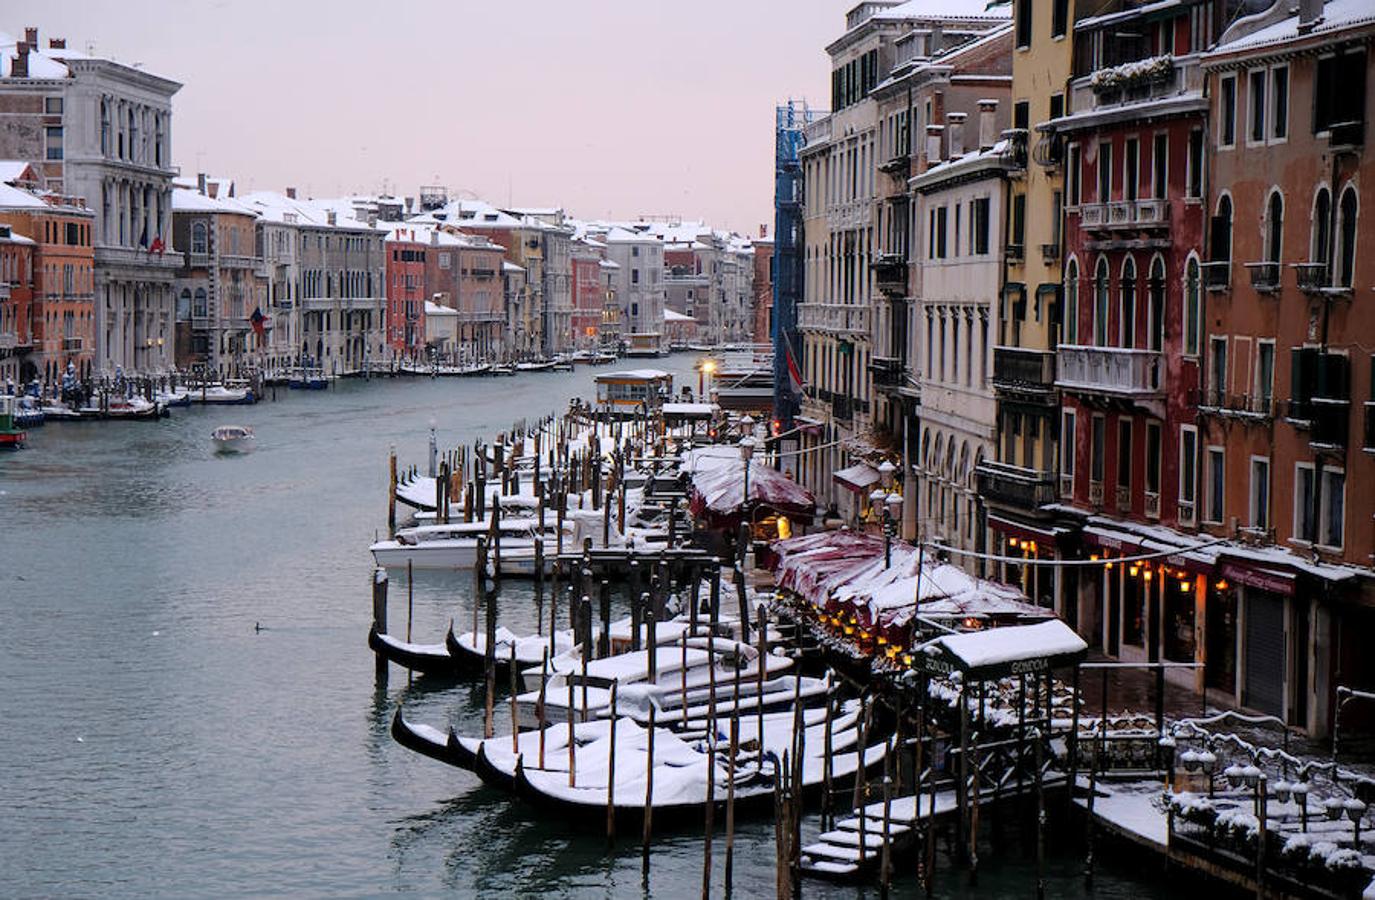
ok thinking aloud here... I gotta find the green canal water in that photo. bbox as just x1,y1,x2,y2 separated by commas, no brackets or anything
1,353,1172,897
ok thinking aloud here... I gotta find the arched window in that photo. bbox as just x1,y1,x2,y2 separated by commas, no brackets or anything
1094,256,1110,346
177,288,191,320
1337,187,1358,288
192,287,207,318
1184,256,1201,356
1064,257,1080,344
191,222,207,255
1120,256,1137,349
1265,190,1284,264
1148,256,1166,351
1312,187,1332,268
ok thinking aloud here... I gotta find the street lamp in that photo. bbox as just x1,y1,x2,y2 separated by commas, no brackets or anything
739,435,756,567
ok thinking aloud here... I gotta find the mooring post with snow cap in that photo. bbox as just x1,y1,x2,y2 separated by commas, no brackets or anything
599,578,612,659
372,568,388,684
579,594,593,722
607,680,618,843
538,649,549,769
725,670,740,896
490,496,503,578
568,676,577,787
645,602,657,684
388,446,397,534
732,566,751,646
756,605,767,752
535,539,545,636
681,638,690,727
483,555,497,741
643,703,656,870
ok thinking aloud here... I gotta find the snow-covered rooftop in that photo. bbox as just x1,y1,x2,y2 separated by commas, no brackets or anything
0,32,70,79
1209,0,1375,55
0,182,48,210
172,187,258,217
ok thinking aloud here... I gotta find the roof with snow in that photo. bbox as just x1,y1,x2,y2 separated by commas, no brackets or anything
0,32,70,79
604,226,661,245
240,191,378,231
871,0,1009,22
663,308,694,322
921,620,1087,679
172,187,258,217
1206,0,1375,56
0,182,49,210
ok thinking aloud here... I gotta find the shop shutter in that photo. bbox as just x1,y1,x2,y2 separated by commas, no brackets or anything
1244,592,1285,717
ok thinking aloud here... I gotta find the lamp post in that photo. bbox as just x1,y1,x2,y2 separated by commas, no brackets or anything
739,435,756,567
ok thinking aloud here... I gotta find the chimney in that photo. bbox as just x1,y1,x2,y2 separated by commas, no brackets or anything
367,211,377,228
12,42,29,79
430,228,438,246
925,124,945,171
326,210,336,226
48,38,65,50
405,196,414,214
947,112,968,158
1298,0,1325,32
197,172,207,194
285,187,297,200
207,182,219,199
24,27,37,47
978,99,999,151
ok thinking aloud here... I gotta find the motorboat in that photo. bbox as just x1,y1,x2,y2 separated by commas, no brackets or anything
78,395,163,420
212,425,255,454
155,388,193,408
370,518,566,571
287,368,329,390
12,395,44,428
489,365,516,377
190,384,256,405
0,395,27,448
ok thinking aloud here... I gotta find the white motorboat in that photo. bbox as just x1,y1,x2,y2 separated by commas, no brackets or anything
370,518,564,570
212,425,255,453
190,384,256,405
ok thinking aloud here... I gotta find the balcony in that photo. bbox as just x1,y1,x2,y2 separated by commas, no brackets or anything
62,337,84,351
1245,262,1281,293
878,155,910,178
832,394,853,422
1330,119,1365,148
871,253,907,296
1194,388,1274,419
1080,199,1169,235
1006,243,1025,263
1310,398,1351,450
1144,491,1161,520
1001,128,1028,171
1202,260,1231,290
804,115,832,147
186,252,211,269
1088,480,1105,508
797,302,870,336
992,346,1056,394
220,254,259,270
1055,344,1163,400
975,460,1057,511
1071,53,1203,115
0,333,16,350
1031,131,1063,169
1115,485,1131,512
1040,242,1061,262
869,355,905,390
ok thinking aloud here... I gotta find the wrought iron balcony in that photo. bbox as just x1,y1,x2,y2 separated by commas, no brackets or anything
992,346,1056,393
1055,344,1163,399
62,337,84,351
871,253,907,296
1193,388,1274,419
975,460,1057,511
869,355,906,390
1202,260,1230,290
1310,397,1350,450
832,394,853,422
1001,129,1028,171
1031,132,1063,168
1292,262,1329,294
1245,262,1281,293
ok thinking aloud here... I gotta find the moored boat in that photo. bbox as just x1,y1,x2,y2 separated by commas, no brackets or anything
0,395,28,448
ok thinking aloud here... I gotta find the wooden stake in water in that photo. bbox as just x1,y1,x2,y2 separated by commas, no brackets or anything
407,558,415,688
510,643,520,754
388,446,397,533
607,681,618,842
372,568,389,685
568,677,577,787
537,649,549,770
643,703,656,868
724,664,740,895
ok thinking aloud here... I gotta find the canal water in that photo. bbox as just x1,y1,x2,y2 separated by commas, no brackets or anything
1,354,1168,897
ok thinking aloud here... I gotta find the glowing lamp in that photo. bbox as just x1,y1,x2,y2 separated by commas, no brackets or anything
1215,579,1229,591
1129,565,1140,577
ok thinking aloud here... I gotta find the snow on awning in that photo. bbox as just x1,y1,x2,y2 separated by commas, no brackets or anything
662,402,715,419
833,463,880,493
688,459,815,522
919,620,1088,681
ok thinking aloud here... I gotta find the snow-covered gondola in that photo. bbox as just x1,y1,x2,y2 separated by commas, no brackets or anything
390,706,470,768
368,626,459,677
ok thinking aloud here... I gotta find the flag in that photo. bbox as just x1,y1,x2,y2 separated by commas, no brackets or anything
149,234,165,256
250,307,267,340
785,341,805,396
138,222,148,250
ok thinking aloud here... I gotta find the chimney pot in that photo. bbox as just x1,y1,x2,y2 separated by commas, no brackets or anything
11,43,29,79
285,187,296,200
207,182,219,199
978,99,999,151
24,27,37,47
925,124,945,171
947,112,968,159
326,210,336,226
1298,0,1325,31
197,172,207,194
48,38,65,50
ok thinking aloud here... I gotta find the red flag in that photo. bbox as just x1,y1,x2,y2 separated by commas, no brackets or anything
148,234,165,256
250,307,268,340
786,342,805,396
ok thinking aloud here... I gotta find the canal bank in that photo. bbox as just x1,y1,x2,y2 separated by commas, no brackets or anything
1,355,1170,897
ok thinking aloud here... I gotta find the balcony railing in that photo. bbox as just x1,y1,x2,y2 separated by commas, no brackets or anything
797,302,870,335
1055,344,1163,398
975,460,1057,510
1088,480,1105,508
0,333,16,350
1006,243,1025,262
1292,262,1329,294
62,337,84,351
871,253,907,296
878,155,911,178
1001,129,1028,170
1144,491,1161,519
1194,388,1274,418
1202,260,1230,290
832,394,853,422
1031,132,1063,168
1245,261,1281,293
1079,200,1169,233
1330,119,1365,148
1310,397,1351,449
992,346,1056,392
869,355,906,389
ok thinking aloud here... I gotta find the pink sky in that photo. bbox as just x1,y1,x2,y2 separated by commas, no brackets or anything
13,1,841,232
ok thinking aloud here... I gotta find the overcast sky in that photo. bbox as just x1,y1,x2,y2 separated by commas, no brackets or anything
13,0,841,232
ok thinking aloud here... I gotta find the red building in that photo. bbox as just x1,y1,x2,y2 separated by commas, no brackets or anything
0,223,34,387
752,234,774,345
1049,1,1221,671
570,240,602,349
384,226,427,358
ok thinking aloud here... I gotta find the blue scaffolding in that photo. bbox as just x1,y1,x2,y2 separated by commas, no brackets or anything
771,101,820,428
